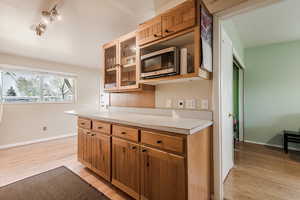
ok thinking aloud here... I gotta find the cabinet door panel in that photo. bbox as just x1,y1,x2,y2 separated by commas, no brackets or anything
83,130,92,165
112,138,140,199
78,128,85,162
162,0,196,37
141,147,186,200
137,16,162,46
91,133,111,181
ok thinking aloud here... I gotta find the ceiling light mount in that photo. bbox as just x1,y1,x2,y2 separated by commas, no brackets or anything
32,4,62,36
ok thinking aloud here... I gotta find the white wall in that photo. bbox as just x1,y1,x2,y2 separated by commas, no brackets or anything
0,53,100,147
155,80,212,110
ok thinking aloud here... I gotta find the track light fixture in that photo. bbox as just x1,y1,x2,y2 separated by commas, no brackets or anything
32,4,62,36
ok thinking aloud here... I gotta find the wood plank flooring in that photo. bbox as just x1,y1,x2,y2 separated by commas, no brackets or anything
0,137,133,200
224,142,300,200
1,137,299,200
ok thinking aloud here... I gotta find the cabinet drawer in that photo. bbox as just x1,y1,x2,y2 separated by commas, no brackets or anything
92,120,111,135
141,131,184,153
78,118,91,129
112,125,139,142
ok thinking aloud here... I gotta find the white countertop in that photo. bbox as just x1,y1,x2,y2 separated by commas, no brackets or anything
65,110,213,135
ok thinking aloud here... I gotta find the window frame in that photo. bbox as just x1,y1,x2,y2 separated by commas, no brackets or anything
0,65,78,105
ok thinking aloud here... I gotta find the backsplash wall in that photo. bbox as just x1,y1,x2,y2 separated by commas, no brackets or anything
155,80,212,110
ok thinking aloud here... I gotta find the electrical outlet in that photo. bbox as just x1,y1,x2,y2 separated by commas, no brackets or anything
201,99,209,110
166,99,172,108
185,99,196,109
177,100,184,109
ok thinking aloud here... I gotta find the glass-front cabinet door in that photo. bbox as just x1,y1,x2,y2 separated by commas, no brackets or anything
104,41,119,90
119,32,139,89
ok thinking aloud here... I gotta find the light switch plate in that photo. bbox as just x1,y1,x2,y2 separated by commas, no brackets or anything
186,99,196,109
177,100,185,109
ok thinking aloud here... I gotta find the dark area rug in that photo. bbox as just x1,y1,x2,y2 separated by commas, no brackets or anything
0,166,111,200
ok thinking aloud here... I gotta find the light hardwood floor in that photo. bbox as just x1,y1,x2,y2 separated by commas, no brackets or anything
224,142,300,200
0,137,133,200
1,137,300,200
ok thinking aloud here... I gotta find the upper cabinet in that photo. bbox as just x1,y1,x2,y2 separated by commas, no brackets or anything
104,31,144,92
202,0,248,14
104,41,119,91
119,32,139,89
137,16,162,46
162,0,196,37
137,0,196,46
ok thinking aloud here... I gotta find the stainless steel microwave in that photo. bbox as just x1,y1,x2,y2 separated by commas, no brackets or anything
140,47,179,79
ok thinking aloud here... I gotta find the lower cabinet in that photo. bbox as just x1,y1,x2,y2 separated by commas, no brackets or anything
78,118,212,200
78,128,111,181
91,132,111,181
140,146,186,200
78,128,92,166
112,137,140,200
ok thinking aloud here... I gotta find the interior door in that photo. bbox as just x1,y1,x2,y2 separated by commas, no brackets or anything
140,146,186,200
91,132,111,181
112,138,140,200
221,29,234,181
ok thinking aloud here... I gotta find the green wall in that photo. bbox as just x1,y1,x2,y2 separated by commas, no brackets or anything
245,40,300,149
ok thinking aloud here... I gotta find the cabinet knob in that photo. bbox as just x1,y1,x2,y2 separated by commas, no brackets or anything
142,149,147,152
121,132,126,135
165,29,170,33
131,146,137,150
86,132,91,135
91,134,96,136
156,140,162,144
97,126,103,129
81,123,85,125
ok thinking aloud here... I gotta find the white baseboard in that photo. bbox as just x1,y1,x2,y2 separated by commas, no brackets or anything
244,140,300,152
0,133,77,150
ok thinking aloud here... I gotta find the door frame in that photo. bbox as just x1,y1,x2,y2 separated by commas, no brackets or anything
212,0,282,199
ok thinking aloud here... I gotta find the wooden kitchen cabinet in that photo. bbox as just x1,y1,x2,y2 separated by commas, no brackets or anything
162,0,196,37
140,146,186,200
104,40,119,91
78,117,212,200
78,119,112,181
78,128,92,167
137,16,163,46
103,31,145,92
91,132,111,181
112,137,140,199
119,31,139,90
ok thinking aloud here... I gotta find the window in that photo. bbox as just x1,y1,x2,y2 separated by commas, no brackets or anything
0,69,76,103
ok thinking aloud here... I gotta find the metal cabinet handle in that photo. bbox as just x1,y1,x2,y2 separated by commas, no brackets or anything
121,132,126,135
142,149,147,152
97,126,103,129
157,140,162,144
131,146,137,150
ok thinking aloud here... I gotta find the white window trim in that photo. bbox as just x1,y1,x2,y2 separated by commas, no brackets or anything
0,64,78,105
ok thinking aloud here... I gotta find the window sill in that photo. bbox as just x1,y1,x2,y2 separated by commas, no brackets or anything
2,101,76,105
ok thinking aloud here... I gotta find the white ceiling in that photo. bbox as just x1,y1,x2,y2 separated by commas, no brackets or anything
231,0,300,48
0,0,177,69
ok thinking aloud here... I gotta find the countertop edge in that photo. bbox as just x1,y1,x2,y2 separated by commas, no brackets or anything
66,111,213,135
